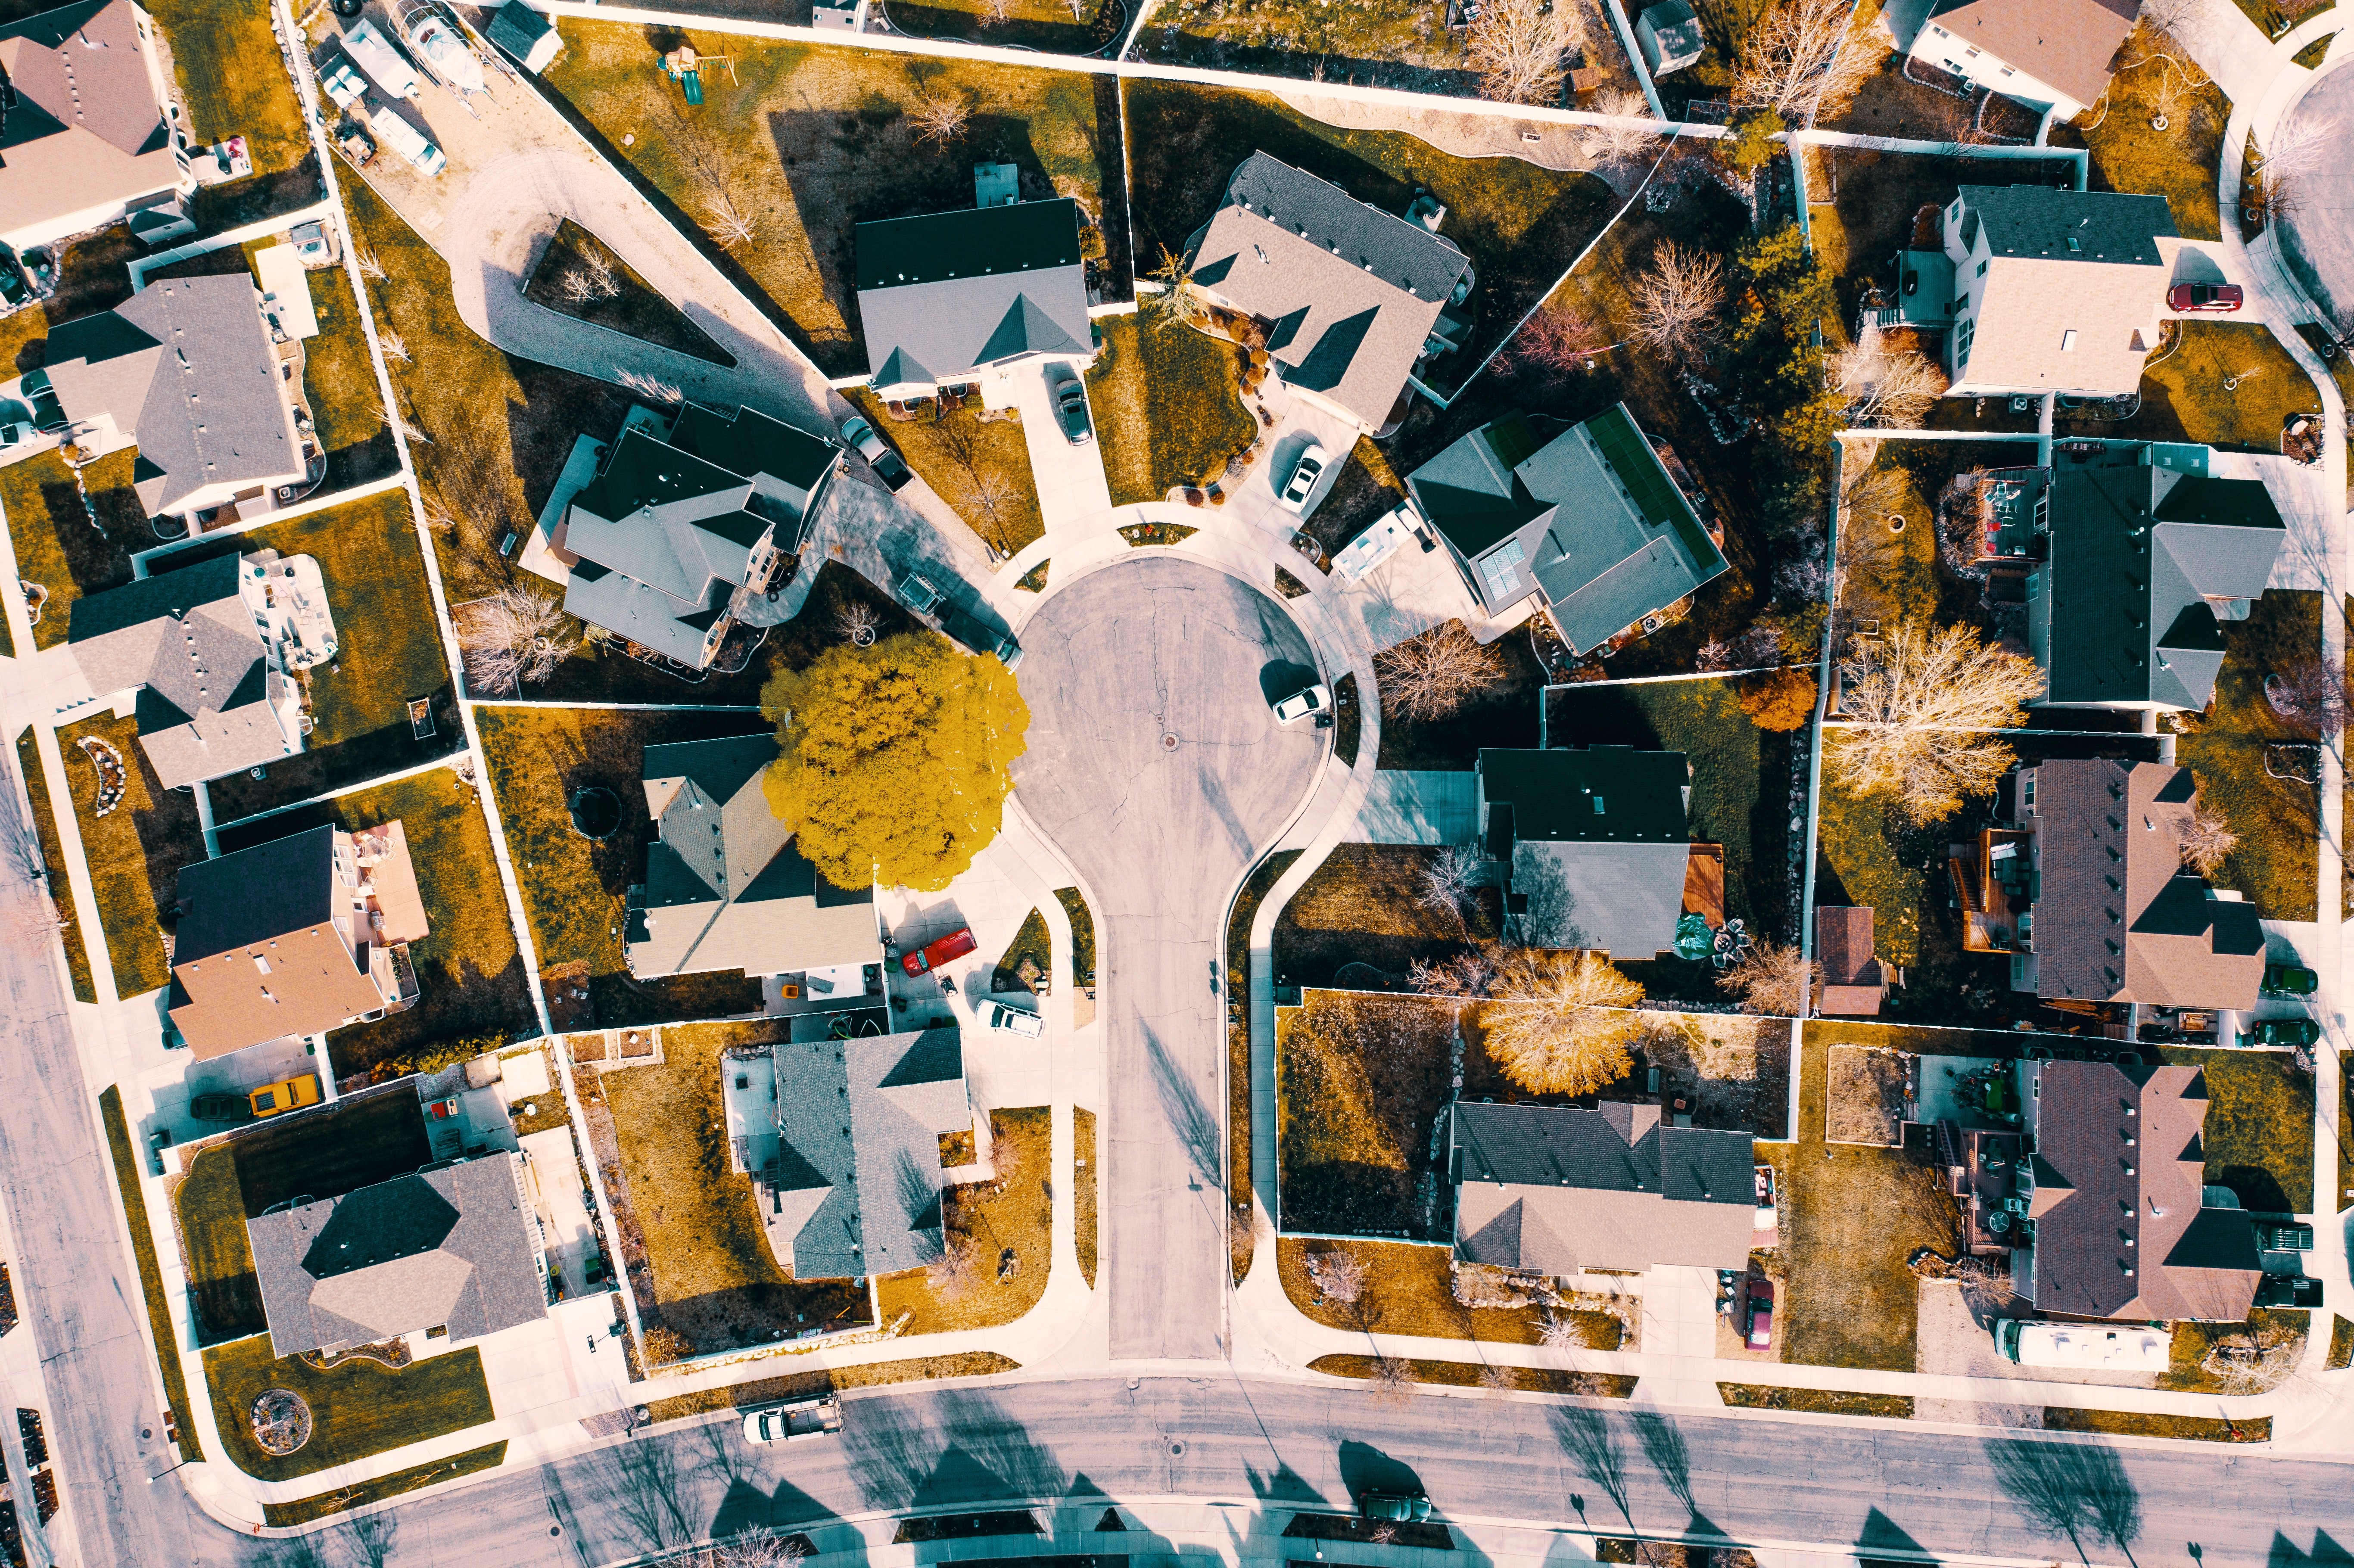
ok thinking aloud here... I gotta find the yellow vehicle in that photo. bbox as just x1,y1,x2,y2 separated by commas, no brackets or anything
248,1075,321,1119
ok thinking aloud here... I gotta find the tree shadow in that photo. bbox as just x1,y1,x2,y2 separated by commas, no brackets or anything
1630,1412,1722,1540
1144,1021,1223,1188
1983,1436,2142,1568
1549,1405,1636,1538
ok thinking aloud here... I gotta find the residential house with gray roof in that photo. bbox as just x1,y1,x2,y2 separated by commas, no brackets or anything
1407,404,1728,653
2023,445,2283,714
1450,1101,1758,1276
246,1154,547,1356
1905,0,2139,120
626,734,881,982
726,1029,980,1282
561,403,842,669
44,271,308,522
854,198,1095,403
0,0,195,254
1477,747,1711,960
1186,152,1473,432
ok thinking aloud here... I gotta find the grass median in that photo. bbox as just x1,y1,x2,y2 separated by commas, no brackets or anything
98,1086,204,1460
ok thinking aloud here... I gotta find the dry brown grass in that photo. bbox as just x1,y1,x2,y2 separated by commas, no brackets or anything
877,1107,1053,1334
1825,1045,1909,1146
1277,1237,1628,1347
1075,1107,1098,1290
1312,1353,1636,1398
1277,990,1458,1235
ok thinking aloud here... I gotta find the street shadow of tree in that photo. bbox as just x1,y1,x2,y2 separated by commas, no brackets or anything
1632,1411,1724,1541
1146,1021,1224,1188
839,1389,1074,1517
1550,1405,1637,1540
1984,1437,2142,1568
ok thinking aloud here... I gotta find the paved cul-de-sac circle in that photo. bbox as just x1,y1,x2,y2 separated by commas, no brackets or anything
1009,555,1326,1359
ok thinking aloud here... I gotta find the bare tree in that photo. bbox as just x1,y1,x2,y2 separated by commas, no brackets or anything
1716,941,1819,1016
977,0,1013,21
837,599,882,647
355,249,388,282
457,586,578,694
1501,304,1604,376
925,1229,982,1298
2137,0,2198,44
1479,949,1644,1096
1416,844,1483,931
2265,659,2343,736
1466,0,1580,106
1375,621,1508,721
1826,619,2044,824
1581,88,1663,162
712,1527,811,1568
1409,943,1502,999
1832,329,1949,428
1477,1363,1517,1395
1733,0,1882,124
1367,1353,1417,1404
703,195,757,248
617,368,686,407
1628,240,1725,363
1305,1247,1367,1305
2180,797,2238,876
909,92,972,148
377,329,410,364
1147,244,1214,335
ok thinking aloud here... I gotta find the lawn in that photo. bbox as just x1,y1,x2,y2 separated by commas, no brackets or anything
212,767,536,1083
2049,27,2232,243
2154,1046,2313,1212
1123,79,1615,399
475,706,773,1026
878,1106,1053,1333
1311,1353,1636,1398
16,729,96,1002
1229,846,1302,1283
2059,321,2322,452
1133,0,1479,93
1076,1106,1098,1289
989,908,1052,994
1088,314,1258,506
298,258,392,481
1771,1022,1966,1372
1279,1237,1575,1346
97,1087,203,1460
3,449,131,651
1272,843,1498,990
261,1440,506,1527
202,1333,495,1482
542,26,1121,375
146,0,308,179
2163,1308,2308,1393
171,1142,267,1342
228,1086,433,1213
1374,622,1548,768
59,710,196,999
524,219,734,366
1277,990,1459,1237
2044,1408,2266,1442
598,1019,872,1352
845,390,1043,556
2174,588,2320,921
1834,439,2029,632
1056,886,1096,986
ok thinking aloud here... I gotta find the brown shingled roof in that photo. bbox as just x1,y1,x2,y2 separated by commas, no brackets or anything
1921,0,2139,109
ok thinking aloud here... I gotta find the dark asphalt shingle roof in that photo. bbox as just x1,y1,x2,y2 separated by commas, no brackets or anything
1479,747,1688,841
1481,747,1694,956
854,199,1092,389
173,824,337,961
1955,185,2176,266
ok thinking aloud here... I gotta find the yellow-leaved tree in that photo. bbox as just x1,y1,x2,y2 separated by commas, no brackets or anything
760,632,1030,892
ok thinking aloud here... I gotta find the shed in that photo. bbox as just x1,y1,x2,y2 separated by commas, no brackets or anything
1636,0,1705,75
488,1,563,73
252,244,318,340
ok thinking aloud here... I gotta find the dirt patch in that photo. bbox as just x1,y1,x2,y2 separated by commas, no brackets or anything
1636,1012,1791,1139
1826,1045,1911,1146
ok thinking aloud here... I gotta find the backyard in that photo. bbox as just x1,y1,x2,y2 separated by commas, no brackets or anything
1276,989,1460,1237
877,1106,1054,1333
476,706,773,1025
1271,843,1496,990
202,1333,495,1483
16,729,96,1003
2058,322,2320,452
1087,314,1259,507
883,0,1113,54
1834,438,2033,633
149,0,309,179
1133,0,1476,92
3,448,130,652
1804,151,2074,331
2173,588,2320,922
597,1020,872,1352
542,28,1124,375
59,709,196,999
212,766,537,1083
844,389,1044,556
2049,28,2232,243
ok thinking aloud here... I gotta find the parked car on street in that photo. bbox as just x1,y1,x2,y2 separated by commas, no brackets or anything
2253,1017,2321,1048
1359,1490,1431,1522
901,927,978,977
248,1075,320,1119
983,1001,1045,1038
742,1395,842,1445
1276,443,1328,514
1048,365,1093,445
188,1093,255,1124
2166,282,2244,313
1744,1279,1774,1348
840,414,913,491
2263,963,2319,996
1271,683,1330,724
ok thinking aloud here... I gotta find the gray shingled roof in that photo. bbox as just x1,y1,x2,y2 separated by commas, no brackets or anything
854,199,1091,390
1956,185,2176,266
246,1155,547,1356
173,823,336,961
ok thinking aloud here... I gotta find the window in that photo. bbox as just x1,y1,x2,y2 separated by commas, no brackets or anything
1592,796,1607,815
252,955,272,975
1955,318,1975,363
1479,538,1526,600
1964,45,1980,57
2021,772,2036,809
2026,572,2040,600
2061,329,2078,351
1975,258,1987,277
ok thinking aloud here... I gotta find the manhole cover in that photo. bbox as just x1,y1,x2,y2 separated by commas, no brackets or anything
1168,1439,1186,1456
250,1388,312,1456
1162,733,1180,751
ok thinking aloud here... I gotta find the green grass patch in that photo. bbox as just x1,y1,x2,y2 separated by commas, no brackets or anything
1717,1384,1913,1417
211,767,534,1083
202,1333,494,1482
98,1086,203,1459
301,259,388,467
261,1439,507,1527
2043,1407,2267,1442
1088,314,1258,505
146,0,308,177
16,729,95,1002
1311,1352,1635,1397
3,448,129,651
59,709,193,999
1055,886,1096,986
2175,588,2320,921
2052,31,2230,242
2153,1046,2314,1211
845,389,1043,556
173,1143,265,1342
476,706,770,1025
989,907,1052,993
2062,320,2321,452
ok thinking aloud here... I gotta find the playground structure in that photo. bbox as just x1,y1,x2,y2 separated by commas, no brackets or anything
660,43,737,104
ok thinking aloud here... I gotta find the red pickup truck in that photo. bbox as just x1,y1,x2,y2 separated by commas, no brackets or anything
900,926,978,977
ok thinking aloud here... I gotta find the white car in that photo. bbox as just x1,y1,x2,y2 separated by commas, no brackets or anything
1272,683,1330,724
983,1001,1045,1038
1276,443,1329,514
742,1396,842,1444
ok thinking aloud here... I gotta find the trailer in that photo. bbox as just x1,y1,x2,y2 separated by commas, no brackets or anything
1995,1320,2169,1371
367,106,446,176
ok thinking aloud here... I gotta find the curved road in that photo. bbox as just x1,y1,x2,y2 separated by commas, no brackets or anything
1008,557,1327,1360
2279,61,2354,330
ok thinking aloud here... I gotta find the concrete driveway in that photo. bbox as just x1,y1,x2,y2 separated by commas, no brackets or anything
1009,557,1326,1359
1002,363,1113,531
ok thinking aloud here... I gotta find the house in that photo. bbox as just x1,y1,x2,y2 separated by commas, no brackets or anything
168,821,429,1058
1477,747,1716,959
68,549,336,789
2022,446,2283,714
0,0,194,255
1951,759,2263,1011
2015,1060,2261,1322
1635,0,1705,74
1905,0,2140,121
625,734,882,983
1934,186,2178,398
1185,152,1473,432
854,198,1095,404
560,403,842,670
1815,905,1886,1016
246,1155,547,1356
1450,1101,1758,1276
725,1030,980,1282
1406,404,1728,653
485,0,561,72
44,272,309,523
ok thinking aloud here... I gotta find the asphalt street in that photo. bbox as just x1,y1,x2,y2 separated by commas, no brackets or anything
2279,65,2354,328
1008,558,1326,1360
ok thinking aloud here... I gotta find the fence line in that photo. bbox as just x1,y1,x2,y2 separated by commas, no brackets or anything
131,473,411,572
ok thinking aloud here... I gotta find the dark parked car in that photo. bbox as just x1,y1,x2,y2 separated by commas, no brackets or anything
1047,365,1093,445
2262,963,2319,996
1360,1490,1431,1522
839,414,913,491
2255,1276,2323,1307
2253,1017,2322,1048
188,1093,254,1124
2167,281,2244,313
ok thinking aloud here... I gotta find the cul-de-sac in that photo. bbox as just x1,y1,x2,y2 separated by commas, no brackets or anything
0,0,2345,1560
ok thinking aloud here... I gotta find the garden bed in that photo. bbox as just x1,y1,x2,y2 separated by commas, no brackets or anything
524,219,735,365
1088,314,1258,506
876,1106,1053,1334
202,1333,495,1482
58,710,195,999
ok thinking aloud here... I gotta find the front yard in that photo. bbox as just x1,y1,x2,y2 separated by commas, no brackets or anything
1279,1237,1589,1345
1374,623,1548,768
877,1106,1054,1333
2048,27,2232,243
1087,314,1259,507
59,710,197,999
202,1333,495,1483
2155,1046,2314,1213
212,766,536,1083
2059,322,2320,452
475,706,773,1026
2174,588,2320,921
1276,989,1460,1236
3,449,130,652
844,390,1044,556
1272,844,1497,990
